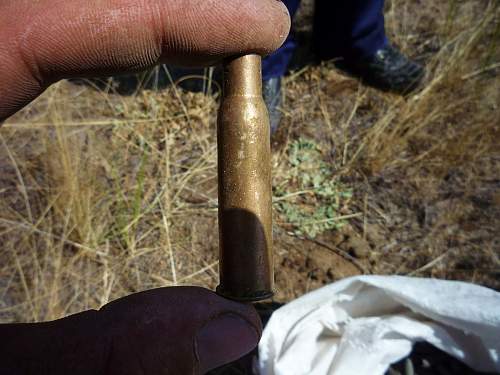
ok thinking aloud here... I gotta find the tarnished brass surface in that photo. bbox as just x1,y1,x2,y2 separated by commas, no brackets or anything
216,54,274,302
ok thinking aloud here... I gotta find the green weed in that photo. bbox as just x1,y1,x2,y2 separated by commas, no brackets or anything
274,138,353,238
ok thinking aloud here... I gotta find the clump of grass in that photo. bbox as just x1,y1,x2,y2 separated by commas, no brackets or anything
0,78,222,321
351,1,499,176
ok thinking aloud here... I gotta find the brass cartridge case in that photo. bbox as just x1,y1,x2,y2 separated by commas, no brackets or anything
216,54,274,302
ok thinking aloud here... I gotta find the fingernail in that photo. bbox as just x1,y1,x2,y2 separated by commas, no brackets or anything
196,313,260,372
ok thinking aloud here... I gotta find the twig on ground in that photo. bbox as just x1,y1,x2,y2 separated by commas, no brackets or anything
407,250,452,276
283,230,370,274
461,62,500,80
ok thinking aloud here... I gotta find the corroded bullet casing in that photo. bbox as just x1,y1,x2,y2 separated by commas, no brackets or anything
216,54,274,302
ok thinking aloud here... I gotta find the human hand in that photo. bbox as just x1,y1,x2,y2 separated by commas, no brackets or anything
0,0,290,121
0,287,261,374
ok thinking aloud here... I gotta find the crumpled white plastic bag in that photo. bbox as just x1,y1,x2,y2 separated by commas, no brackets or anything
259,276,500,375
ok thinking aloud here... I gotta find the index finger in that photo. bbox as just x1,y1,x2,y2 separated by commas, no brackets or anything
0,0,291,120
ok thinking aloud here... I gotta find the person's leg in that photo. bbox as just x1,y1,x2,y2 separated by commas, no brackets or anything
262,0,301,133
262,0,302,80
313,0,387,61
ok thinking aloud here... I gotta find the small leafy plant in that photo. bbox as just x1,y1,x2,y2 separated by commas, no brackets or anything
274,138,353,238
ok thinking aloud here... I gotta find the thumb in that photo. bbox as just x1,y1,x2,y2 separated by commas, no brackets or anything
98,287,262,374
0,287,262,374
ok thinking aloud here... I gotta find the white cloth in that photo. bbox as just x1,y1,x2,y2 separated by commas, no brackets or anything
259,276,500,375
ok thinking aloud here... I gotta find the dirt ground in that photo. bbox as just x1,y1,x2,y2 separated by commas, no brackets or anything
0,0,499,323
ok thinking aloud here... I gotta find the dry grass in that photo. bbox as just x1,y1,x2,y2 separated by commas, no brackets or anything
0,0,499,323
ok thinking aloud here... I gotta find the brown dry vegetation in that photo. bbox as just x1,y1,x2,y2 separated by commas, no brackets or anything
0,0,499,323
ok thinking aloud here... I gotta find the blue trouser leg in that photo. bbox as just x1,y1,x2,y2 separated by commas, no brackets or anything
262,0,301,80
314,0,388,61
262,0,388,79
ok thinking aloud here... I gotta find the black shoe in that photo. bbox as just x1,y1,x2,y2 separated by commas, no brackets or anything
262,77,283,134
336,45,425,94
